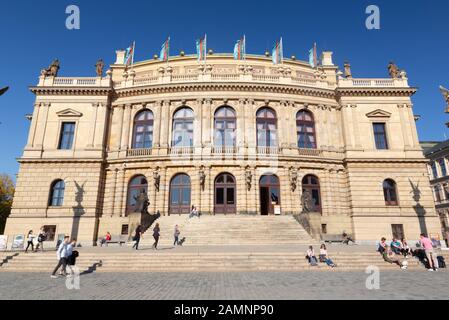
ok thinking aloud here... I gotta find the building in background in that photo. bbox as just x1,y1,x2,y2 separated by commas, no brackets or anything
4,48,443,246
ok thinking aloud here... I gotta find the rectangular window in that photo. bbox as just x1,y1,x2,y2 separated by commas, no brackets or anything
373,123,388,150
431,162,439,179
121,225,129,236
58,122,76,150
439,159,447,177
43,225,57,242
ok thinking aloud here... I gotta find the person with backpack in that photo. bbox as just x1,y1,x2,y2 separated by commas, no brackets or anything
51,236,70,278
66,239,78,274
35,227,47,252
132,225,142,251
306,246,318,266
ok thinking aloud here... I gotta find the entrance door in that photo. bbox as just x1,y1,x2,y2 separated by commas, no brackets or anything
214,173,236,214
169,174,191,215
391,224,405,240
259,175,281,215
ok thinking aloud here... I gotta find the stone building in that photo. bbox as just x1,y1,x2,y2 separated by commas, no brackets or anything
424,141,449,246
4,49,443,246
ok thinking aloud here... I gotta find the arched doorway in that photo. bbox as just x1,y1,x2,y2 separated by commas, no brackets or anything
169,174,191,215
259,175,281,215
126,175,148,216
214,173,236,214
302,175,322,213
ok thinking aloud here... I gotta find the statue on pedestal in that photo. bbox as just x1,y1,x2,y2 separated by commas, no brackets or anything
41,59,60,77
290,167,298,192
245,167,252,191
439,86,449,113
199,167,206,191
153,170,161,192
133,189,149,214
301,190,316,213
344,61,352,79
388,62,400,79
95,59,105,77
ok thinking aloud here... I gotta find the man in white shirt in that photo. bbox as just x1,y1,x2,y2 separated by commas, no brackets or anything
51,236,70,278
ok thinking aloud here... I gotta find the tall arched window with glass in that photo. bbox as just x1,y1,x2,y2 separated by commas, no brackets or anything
132,110,154,149
296,110,317,149
172,108,194,147
49,180,65,207
214,107,236,147
256,108,278,147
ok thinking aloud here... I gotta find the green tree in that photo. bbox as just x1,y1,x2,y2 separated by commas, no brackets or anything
0,174,15,234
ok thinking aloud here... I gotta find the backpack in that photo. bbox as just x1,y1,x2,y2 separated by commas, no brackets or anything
38,233,47,242
437,256,446,268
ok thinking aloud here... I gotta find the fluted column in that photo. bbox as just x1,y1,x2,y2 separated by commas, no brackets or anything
25,103,40,149
120,104,132,153
95,103,108,150
153,101,162,149
34,102,51,151
87,103,99,148
160,100,171,150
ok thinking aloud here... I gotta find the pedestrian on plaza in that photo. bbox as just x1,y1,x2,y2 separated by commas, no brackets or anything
306,246,318,266
420,233,439,271
319,244,337,268
25,230,35,253
153,223,161,250
132,225,142,251
174,225,181,246
51,236,70,278
66,239,78,274
35,227,47,252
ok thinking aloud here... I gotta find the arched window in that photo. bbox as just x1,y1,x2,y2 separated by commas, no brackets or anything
49,180,65,207
383,179,398,206
302,175,321,212
214,173,236,214
259,175,281,215
132,110,154,149
172,108,194,147
214,107,236,147
126,175,148,215
256,108,278,147
169,174,191,215
296,110,317,149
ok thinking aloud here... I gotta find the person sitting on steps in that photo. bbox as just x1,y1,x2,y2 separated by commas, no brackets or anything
306,246,318,266
319,244,337,268
342,231,355,245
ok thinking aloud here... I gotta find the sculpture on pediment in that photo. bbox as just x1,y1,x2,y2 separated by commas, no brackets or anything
387,62,400,79
344,61,352,79
41,59,60,77
95,59,105,77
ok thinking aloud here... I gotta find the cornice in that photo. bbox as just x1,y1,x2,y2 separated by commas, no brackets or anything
336,87,417,98
114,82,336,100
30,86,113,96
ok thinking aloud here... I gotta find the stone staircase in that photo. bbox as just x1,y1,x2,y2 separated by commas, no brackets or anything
2,250,448,273
138,215,316,246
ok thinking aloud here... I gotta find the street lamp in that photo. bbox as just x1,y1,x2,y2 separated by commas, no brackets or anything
0,87,8,96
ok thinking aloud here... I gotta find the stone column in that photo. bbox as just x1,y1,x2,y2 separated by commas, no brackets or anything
94,103,108,149
236,99,246,150
112,168,122,217
87,103,99,148
111,105,124,153
153,101,162,149
160,100,171,150
341,105,354,149
194,99,203,155
350,105,362,149
405,104,420,148
246,100,256,156
397,104,411,149
34,102,51,151
25,103,41,149
120,104,132,152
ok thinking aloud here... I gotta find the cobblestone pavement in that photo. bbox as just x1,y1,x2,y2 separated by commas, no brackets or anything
0,271,447,300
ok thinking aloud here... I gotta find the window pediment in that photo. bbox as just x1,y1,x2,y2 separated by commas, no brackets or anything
366,109,392,119
56,109,83,118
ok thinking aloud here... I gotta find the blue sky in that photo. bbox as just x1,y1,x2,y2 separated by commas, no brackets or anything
0,0,448,178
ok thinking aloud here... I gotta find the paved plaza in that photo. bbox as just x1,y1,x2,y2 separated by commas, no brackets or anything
0,271,447,300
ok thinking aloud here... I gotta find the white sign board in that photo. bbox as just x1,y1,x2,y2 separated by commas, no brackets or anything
274,205,282,215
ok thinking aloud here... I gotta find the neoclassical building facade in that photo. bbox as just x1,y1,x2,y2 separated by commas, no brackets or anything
4,50,443,245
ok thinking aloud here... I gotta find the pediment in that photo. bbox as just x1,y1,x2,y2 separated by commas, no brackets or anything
56,109,83,118
366,109,392,118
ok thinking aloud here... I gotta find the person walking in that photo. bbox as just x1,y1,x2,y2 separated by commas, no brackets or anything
174,225,181,246
132,225,142,251
25,230,35,253
66,239,78,275
35,227,47,252
51,236,70,278
420,234,439,271
153,223,161,250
